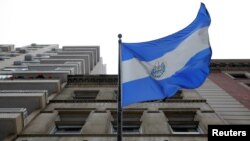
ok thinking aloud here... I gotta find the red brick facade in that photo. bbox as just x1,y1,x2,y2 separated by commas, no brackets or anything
209,72,250,109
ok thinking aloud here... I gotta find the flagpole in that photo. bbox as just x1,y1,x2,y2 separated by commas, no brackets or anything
117,34,123,141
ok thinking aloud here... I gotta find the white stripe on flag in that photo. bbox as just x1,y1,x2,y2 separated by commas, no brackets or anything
122,27,210,83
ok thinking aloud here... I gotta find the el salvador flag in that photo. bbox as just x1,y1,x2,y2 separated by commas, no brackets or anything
121,3,212,107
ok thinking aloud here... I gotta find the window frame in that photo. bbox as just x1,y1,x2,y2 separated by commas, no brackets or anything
112,120,142,134
239,82,250,90
72,90,99,100
50,110,91,135
163,110,203,134
111,110,143,134
51,121,84,135
225,72,249,79
168,121,202,134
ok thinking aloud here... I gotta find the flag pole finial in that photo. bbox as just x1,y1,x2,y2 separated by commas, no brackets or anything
118,34,122,43
118,34,122,39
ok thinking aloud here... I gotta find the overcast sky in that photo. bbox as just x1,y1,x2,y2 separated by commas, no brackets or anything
1,0,249,74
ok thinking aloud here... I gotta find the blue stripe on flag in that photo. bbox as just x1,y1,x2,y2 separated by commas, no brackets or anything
159,48,211,88
122,3,211,62
122,77,179,107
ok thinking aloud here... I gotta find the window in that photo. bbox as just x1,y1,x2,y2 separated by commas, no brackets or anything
53,122,83,134
168,121,200,134
72,90,99,100
0,75,13,80
112,121,141,134
111,111,143,134
164,110,201,134
228,73,249,79
58,110,90,122
51,110,90,134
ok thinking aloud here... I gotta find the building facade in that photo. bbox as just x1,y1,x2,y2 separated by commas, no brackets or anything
0,44,106,140
0,44,250,141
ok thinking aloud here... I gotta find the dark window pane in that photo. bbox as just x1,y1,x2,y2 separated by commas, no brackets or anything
54,125,82,134
111,111,142,134
168,121,199,134
73,90,99,100
230,73,248,79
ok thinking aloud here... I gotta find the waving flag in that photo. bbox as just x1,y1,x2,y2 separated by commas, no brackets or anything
121,3,212,107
